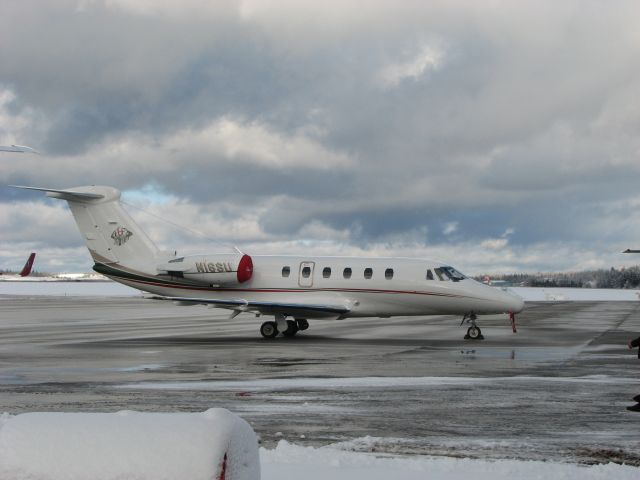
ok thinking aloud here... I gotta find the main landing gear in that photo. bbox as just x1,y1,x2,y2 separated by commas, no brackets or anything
461,312,484,340
260,315,309,338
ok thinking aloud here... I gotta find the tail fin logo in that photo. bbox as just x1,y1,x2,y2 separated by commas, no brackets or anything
111,226,133,246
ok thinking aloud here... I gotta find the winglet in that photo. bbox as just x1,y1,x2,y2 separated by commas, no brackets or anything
9,185,104,200
19,253,36,277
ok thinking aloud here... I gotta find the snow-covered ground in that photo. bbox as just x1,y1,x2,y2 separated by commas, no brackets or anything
1,410,636,479
261,440,639,480
508,286,640,301
0,280,140,296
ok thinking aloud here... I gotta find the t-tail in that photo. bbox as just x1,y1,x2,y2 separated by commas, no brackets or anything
19,253,36,277
10,186,161,275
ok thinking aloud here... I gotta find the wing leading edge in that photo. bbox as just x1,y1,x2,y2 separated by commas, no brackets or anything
162,296,351,319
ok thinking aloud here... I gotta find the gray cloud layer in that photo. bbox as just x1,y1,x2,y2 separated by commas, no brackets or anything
2,0,640,273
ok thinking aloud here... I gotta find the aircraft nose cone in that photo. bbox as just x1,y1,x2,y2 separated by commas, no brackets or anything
506,292,525,313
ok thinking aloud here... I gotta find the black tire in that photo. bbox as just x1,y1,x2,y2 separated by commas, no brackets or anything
260,321,278,338
282,320,299,337
296,319,309,331
467,326,482,340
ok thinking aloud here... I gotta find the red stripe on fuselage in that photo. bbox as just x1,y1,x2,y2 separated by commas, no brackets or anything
108,273,475,299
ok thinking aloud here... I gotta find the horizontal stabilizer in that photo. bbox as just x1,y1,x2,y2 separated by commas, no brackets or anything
9,185,104,200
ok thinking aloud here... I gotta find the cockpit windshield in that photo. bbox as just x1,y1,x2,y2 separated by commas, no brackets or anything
440,266,466,282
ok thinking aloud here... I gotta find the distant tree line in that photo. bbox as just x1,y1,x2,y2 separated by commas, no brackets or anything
475,266,640,289
0,269,48,277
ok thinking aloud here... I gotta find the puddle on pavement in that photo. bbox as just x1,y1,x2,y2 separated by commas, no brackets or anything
453,347,581,361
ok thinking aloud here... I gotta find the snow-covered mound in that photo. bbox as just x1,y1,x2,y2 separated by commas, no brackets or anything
0,409,259,480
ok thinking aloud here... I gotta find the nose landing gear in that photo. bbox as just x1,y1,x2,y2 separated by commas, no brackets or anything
461,312,484,340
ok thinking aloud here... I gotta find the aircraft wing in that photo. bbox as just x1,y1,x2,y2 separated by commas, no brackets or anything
163,296,350,319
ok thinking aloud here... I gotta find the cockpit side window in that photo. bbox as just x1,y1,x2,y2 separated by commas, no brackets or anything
433,268,446,281
440,266,466,282
426,270,434,280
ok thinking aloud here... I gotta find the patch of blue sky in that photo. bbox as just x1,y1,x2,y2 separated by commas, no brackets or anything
122,184,173,205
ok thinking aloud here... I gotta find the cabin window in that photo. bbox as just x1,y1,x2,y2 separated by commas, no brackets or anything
343,267,352,279
364,268,373,279
168,257,184,263
323,267,331,278
426,270,434,280
168,271,184,278
301,266,311,278
282,266,290,277
434,267,447,281
385,268,394,280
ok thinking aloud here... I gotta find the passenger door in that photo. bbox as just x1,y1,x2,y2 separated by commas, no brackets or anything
298,261,315,288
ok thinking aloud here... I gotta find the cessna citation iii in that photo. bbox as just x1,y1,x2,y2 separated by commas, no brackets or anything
13,185,524,340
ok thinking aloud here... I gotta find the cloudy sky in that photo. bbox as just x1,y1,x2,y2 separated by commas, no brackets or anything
2,0,640,274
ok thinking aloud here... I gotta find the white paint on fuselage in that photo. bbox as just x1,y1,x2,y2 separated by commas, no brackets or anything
113,255,524,319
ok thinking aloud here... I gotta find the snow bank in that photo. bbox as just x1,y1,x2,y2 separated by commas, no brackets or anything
261,440,640,480
0,281,139,296
508,287,640,302
0,409,259,480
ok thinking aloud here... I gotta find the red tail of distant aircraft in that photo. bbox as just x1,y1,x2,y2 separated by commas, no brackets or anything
19,253,36,277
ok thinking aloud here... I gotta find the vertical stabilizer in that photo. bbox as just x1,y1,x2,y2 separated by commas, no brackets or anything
11,186,160,273
19,253,36,277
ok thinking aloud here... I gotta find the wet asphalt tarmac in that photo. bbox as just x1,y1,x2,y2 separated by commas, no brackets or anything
1,295,640,465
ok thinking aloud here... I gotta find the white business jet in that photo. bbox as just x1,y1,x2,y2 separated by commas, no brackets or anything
12,185,524,339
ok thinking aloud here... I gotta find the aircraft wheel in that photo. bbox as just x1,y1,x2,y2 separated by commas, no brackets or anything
282,320,299,337
295,319,309,331
466,326,484,340
260,321,278,339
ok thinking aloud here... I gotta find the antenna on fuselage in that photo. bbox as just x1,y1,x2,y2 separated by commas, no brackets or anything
120,199,241,254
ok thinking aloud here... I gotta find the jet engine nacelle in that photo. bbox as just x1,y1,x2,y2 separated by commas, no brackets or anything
156,253,253,285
